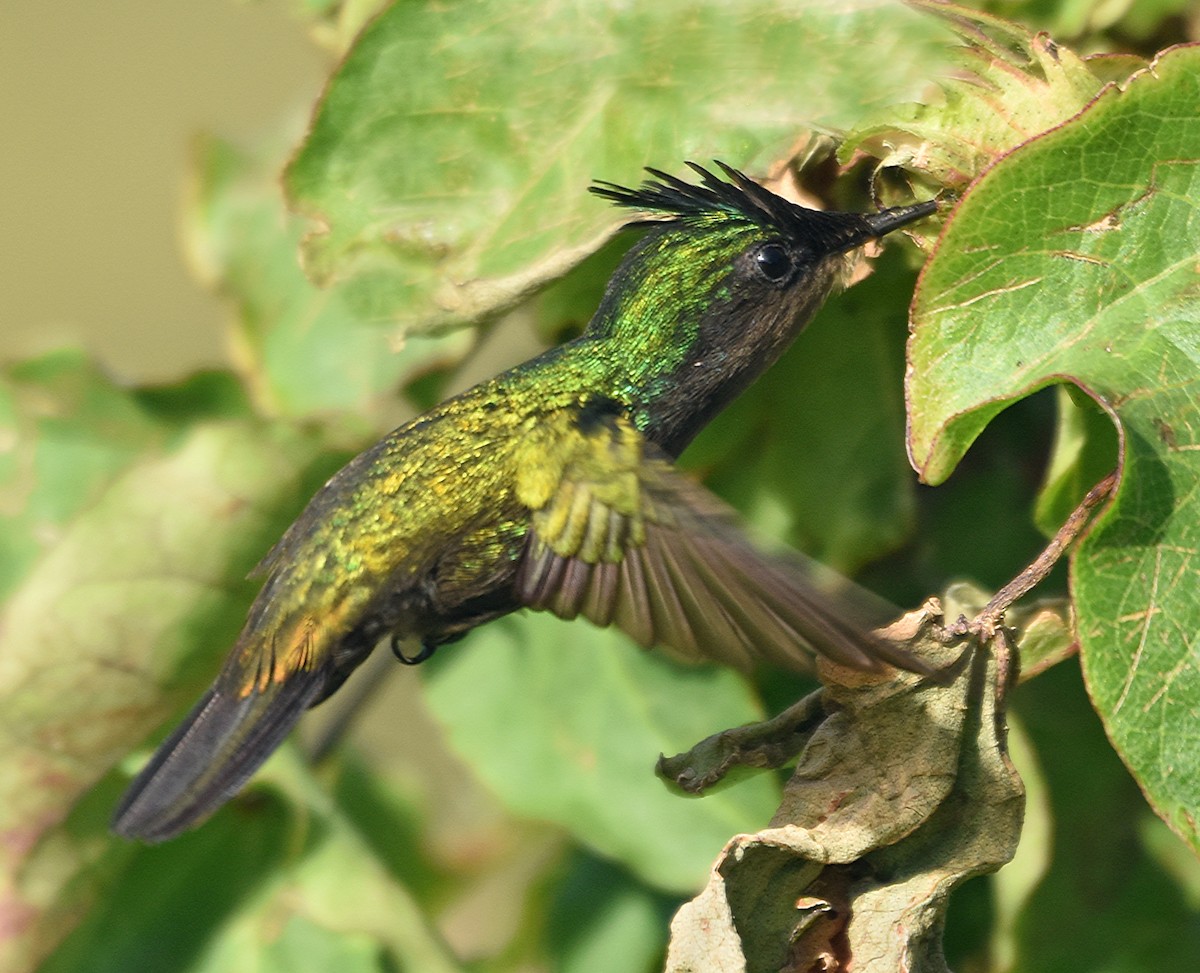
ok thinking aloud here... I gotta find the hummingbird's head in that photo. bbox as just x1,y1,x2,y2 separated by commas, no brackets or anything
586,162,935,454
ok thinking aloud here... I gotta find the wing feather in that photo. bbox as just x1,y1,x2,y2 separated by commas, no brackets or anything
617,546,656,648
514,409,933,675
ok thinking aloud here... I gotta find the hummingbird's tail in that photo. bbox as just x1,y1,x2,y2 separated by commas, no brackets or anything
111,668,327,842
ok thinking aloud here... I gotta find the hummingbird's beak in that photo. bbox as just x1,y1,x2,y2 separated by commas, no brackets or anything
860,199,940,241
815,198,939,259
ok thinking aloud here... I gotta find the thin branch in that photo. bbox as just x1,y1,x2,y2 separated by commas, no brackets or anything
944,469,1118,643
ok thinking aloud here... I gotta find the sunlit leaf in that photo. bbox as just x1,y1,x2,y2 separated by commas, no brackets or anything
0,351,169,598
842,0,1143,207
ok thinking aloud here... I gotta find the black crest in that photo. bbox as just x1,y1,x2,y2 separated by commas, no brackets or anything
591,161,870,246
591,161,938,251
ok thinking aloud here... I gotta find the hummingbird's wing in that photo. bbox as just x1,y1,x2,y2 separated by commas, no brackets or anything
514,409,928,675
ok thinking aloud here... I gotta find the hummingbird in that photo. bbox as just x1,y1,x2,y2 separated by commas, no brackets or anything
113,162,937,842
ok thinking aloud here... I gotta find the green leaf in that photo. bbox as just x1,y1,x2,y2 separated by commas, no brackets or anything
40,788,296,973
186,132,474,421
422,612,781,894
1008,662,1200,971
0,419,334,973
908,47,1200,849
1032,385,1120,536
546,851,675,973
284,0,953,336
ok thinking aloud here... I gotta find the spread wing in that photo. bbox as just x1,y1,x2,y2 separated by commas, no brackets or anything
514,407,930,675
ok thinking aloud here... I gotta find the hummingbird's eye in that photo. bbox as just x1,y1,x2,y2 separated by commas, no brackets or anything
754,243,792,283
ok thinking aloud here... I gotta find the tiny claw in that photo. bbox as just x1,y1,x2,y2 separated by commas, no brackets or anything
391,635,437,666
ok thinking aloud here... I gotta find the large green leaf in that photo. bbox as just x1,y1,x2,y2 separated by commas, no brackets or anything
284,0,953,336
422,612,781,894
908,46,1200,849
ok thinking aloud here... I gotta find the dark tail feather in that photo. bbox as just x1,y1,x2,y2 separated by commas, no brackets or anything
112,670,326,842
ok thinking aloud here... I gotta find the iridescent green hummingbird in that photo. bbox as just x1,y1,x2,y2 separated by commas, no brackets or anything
113,162,936,841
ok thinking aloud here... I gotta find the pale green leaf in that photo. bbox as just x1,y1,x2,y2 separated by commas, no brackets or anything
842,1,1143,207
0,351,169,598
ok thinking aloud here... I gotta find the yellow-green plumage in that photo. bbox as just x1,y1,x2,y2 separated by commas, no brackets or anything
113,162,936,841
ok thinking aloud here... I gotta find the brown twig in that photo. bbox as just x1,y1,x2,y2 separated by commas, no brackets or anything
943,469,1118,643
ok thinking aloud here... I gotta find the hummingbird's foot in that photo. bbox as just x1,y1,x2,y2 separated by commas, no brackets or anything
391,635,438,666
